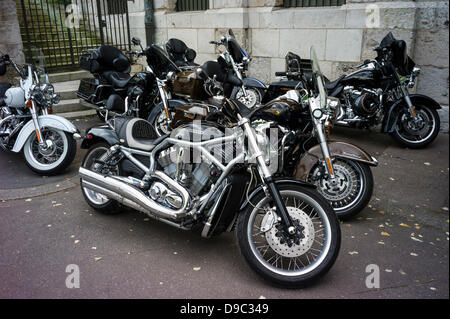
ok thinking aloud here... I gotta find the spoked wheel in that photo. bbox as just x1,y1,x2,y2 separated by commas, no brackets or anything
391,105,440,149
80,142,122,214
148,106,174,137
237,184,340,288
236,87,262,109
23,128,76,175
309,158,373,220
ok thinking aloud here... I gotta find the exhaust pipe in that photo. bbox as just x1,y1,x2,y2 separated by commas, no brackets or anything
79,167,188,221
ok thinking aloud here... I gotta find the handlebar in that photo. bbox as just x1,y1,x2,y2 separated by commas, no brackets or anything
275,71,301,77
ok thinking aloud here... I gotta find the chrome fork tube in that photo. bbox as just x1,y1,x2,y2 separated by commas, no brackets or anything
30,101,45,146
315,120,336,179
240,116,294,231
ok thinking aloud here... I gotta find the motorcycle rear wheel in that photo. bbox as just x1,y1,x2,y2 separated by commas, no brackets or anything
80,142,123,214
236,184,341,288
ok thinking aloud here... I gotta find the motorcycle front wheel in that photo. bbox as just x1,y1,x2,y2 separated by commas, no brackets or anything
236,184,341,288
308,158,374,220
391,105,440,149
23,128,76,175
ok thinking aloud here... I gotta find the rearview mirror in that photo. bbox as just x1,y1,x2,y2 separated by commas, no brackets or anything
132,37,141,46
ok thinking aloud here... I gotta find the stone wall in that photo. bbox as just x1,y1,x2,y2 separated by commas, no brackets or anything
151,0,449,130
0,0,24,84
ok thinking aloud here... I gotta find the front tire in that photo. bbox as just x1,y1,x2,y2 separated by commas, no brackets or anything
22,128,76,175
309,159,374,220
390,105,440,149
236,184,341,288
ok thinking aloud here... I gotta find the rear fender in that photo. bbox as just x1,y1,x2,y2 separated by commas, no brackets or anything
80,125,119,149
294,141,378,181
231,77,267,99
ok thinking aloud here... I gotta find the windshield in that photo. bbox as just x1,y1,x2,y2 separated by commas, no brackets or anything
310,46,326,109
28,47,48,83
226,29,247,64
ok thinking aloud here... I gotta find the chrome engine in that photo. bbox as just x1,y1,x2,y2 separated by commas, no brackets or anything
343,87,382,118
0,107,25,150
157,145,220,203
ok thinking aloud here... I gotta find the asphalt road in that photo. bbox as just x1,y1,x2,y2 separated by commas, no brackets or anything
0,117,448,299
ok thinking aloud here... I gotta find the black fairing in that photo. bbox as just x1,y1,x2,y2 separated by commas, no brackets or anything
378,32,415,76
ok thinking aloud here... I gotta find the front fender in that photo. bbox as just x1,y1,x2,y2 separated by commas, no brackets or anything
231,77,267,99
239,178,315,211
294,141,378,181
12,115,78,152
147,99,188,123
382,94,441,133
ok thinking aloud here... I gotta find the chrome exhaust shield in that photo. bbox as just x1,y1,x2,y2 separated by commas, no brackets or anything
79,167,189,221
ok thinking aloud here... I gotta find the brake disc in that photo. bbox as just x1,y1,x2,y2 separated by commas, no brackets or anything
262,207,315,258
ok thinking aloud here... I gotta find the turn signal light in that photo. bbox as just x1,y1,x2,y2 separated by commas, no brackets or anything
25,100,32,108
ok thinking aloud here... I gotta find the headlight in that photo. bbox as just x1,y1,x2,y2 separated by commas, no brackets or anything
41,83,55,100
312,108,323,119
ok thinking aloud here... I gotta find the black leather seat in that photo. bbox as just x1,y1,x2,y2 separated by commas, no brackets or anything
324,75,345,91
103,71,133,89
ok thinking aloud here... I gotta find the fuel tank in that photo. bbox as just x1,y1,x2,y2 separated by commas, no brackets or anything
340,68,381,88
250,98,302,127
262,80,301,104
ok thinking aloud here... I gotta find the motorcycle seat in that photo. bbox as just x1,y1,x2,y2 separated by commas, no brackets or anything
166,38,198,67
114,117,166,151
103,71,133,89
324,75,345,91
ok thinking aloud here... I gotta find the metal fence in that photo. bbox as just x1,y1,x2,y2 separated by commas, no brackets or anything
16,0,131,71
176,0,209,12
283,0,346,7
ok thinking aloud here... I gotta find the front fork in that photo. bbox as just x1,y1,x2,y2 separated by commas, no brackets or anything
400,86,418,119
240,117,295,233
29,100,46,147
157,81,172,127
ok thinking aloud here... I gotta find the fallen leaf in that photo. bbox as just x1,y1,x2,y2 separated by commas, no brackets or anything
385,269,392,273
442,207,449,211
193,267,201,271
25,198,32,202
258,295,266,299
381,232,390,236
91,247,97,250
94,257,102,262
52,203,62,207
430,287,437,291
379,210,385,215
424,162,431,166
399,270,406,275
389,177,395,181
74,240,80,244
348,251,358,255
400,223,410,228
411,237,423,242
410,252,418,256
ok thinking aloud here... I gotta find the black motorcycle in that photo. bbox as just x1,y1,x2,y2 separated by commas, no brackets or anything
271,33,441,149
77,37,166,122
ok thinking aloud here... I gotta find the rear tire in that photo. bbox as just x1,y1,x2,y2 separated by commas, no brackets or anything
236,184,341,288
80,142,123,214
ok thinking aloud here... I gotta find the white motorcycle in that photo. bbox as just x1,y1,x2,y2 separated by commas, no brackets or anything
0,50,80,175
